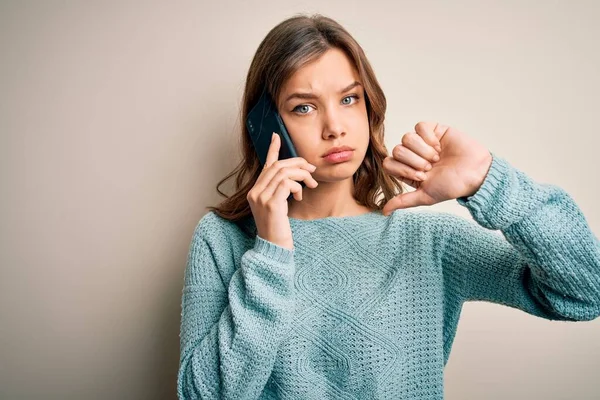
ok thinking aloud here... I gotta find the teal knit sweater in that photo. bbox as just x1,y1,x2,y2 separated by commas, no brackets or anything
177,153,600,399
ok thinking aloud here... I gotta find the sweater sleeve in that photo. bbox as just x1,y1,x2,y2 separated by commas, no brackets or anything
442,152,600,321
177,215,296,399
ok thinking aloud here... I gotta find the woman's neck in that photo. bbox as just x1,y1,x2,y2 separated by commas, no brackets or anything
286,178,374,220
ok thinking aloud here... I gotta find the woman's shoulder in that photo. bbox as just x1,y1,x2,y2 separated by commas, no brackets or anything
192,210,256,245
386,208,481,235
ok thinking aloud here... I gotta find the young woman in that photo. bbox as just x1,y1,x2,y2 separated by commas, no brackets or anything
177,14,600,399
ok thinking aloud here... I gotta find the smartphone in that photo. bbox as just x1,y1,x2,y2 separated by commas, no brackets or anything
246,89,306,199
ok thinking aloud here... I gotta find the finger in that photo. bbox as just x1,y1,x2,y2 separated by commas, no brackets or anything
391,144,433,173
400,132,440,164
414,122,442,152
256,158,317,192
263,135,316,172
433,123,450,151
397,176,421,189
261,168,317,199
383,156,428,182
264,132,281,168
382,190,432,215
274,179,303,202
268,157,316,172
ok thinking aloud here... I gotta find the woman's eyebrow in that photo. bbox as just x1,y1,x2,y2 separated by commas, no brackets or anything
283,81,362,103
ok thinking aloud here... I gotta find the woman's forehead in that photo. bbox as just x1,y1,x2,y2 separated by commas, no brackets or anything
281,48,360,96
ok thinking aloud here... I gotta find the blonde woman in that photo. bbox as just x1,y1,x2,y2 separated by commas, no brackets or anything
177,13,600,399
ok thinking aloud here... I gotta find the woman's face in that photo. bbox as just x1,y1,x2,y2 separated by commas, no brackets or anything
277,47,370,183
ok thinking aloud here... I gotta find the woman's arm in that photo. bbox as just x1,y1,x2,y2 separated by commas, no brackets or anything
442,154,600,321
177,214,296,399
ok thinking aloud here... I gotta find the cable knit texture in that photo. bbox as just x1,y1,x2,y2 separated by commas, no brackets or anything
177,153,600,399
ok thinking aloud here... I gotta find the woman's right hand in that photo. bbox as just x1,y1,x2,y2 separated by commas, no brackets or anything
247,132,319,250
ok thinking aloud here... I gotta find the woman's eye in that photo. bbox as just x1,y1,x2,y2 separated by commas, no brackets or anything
342,94,359,105
292,104,315,114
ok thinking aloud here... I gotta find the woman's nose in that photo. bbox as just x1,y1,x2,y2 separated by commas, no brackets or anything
322,107,346,138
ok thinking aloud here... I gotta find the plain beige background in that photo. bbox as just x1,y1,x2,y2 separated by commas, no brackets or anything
1,1,598,399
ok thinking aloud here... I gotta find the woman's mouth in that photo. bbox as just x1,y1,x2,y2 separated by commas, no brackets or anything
323,150,354,163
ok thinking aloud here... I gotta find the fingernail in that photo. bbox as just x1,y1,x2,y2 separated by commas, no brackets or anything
309,164,316,171
416,172,427,180
272,133,276,142
432,154,440,162
435,144,442,152
425,164,432,171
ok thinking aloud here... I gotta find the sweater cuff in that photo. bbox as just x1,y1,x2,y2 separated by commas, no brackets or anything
254,235,295,263
456,152,517,230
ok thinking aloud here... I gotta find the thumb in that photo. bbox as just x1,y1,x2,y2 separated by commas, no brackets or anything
383,190,430,215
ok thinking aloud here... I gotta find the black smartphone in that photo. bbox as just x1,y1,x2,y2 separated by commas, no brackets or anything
246,89,306,199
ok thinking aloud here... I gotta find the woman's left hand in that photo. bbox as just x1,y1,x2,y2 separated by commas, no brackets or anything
382,121,493,216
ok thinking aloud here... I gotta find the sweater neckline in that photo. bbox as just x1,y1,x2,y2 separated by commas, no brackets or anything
288,210,383,223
